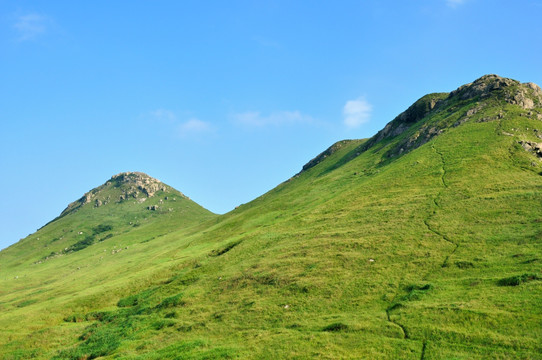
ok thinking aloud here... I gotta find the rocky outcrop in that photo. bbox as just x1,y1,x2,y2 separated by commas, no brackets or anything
58,172,182,218
519,140,542,159
111,172,168,198
449,74,542,109
366,75,542,159
301,75,542,169
364,92,449,148
346,92,450,160
393,125,444,156
300,140,356,173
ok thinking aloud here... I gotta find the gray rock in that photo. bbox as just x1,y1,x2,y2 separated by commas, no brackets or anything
519,140,542,158
526,82,542,93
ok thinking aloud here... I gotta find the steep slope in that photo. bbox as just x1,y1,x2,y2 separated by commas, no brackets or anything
1,75,541,359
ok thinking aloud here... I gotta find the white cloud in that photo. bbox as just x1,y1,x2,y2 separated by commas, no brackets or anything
149,109,177,122
343,97,372,128
147,109,214,138
14,13,50,41
178,118,213,136
446,0,466,8
232,110,314,127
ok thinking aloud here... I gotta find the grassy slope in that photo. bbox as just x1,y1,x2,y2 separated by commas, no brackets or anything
0,183,217,359
1,80,541,359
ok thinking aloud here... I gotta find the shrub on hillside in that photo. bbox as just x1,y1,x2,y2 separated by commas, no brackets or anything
497,273,540,286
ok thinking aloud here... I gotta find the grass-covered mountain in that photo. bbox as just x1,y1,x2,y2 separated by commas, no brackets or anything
1,74,541,359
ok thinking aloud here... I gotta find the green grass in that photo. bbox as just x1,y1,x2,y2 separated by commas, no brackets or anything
1,76,541,359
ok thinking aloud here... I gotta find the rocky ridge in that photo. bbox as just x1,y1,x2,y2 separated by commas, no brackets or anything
299,140,356,173
450,74,542,109
362,74,541,158
298,75,542,174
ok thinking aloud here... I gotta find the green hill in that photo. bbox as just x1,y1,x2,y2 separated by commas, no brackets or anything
1,75,541,359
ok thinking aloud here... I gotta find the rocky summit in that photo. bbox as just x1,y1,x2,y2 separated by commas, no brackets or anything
59,172,184,218
450,74,542,108
302,75,542,174
110,172,172,198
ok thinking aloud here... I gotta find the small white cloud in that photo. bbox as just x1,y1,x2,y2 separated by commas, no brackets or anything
147,109,214,138
232,110,314,127
343,97,372,129
14,13,50,41
446,0,466,8
179,118,213,136
149,109,177,122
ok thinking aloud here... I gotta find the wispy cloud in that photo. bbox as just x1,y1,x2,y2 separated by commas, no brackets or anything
14,13,51,41
178,118,214,136
446,0,466,8
149,109,177,122
148,109,214,138
232,110,314,127
343,97,372,129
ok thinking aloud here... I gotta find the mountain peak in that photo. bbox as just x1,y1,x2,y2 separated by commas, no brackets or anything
304,74,542,171
373,74,542,157
112,171,155,179
59,171,182,218
450,74,542,107
110,171,164,194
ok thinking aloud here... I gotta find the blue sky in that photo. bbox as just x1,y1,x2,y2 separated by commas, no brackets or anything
1,0,541,250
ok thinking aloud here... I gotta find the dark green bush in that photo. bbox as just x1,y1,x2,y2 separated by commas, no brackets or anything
157,293,185,308
99,233,114,242
93,224,113,234
68,236,95,252
209,240,242,257
117,294,139,307
64,314,84,322
164,311,177,318
497,273,541,286
322,322,348,332
405,283,432,292
455,261,474,269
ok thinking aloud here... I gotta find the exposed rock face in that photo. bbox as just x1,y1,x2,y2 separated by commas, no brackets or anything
361,75,542,159
450,74,517,100
395,125,444,156
58,172,182,218
368,93,449,146
351,92,449,158
300,140,356,173
449,74,542,109
112,172,168,198
519,140,542,158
